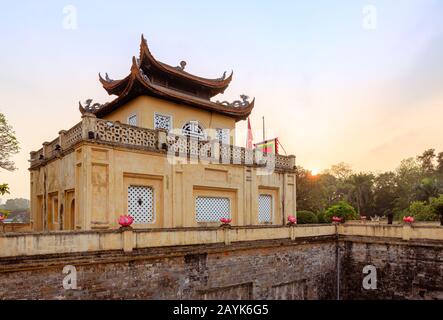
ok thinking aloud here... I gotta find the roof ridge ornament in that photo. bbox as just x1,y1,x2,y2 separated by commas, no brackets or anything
176,61,187,71
218,71,227,81
105,73,113,82
216,94,251,108
79,99,105,114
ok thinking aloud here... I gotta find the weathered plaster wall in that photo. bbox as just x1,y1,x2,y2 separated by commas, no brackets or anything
0,238,336,300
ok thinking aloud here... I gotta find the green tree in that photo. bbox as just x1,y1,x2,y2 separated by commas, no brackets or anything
0,184,10,196
0,112,20,171
415,177,439,203
325,162,353,181
325,201,358,222
406,201,438,221
430,195,443,225
417,149,436,176
394,158,423,211
437,152,443,175
295,167,328,213
0,198,30,211
373,172,397,217
0,113,19,198
347,173,374,216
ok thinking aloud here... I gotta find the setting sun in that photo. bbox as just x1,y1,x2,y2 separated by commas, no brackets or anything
311,168,320,176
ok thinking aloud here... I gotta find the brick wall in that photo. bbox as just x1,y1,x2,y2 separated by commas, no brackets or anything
0,237,336,300
339,237,443,300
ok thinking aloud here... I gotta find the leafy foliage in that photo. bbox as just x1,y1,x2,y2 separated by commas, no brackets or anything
0,183,10,196
0,113,20,171
296,210,318,224
406,201,438,221
325,201,358,222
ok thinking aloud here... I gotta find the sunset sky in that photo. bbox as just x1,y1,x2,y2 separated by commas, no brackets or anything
1,0,442,200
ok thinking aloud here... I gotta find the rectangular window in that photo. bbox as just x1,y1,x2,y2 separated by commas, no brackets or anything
128,114,137,126
216,128,230,144
258,194,273,223
154,113,172,132
52,196,59,224
128,186,154,224
195,196,230,222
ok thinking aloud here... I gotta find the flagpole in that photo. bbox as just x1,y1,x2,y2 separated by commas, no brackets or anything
262,116,265,141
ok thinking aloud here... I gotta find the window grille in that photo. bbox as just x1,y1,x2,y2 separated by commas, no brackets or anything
154,113,172,132
128,186,154,223
183,121,206,140
258,194,273,223
216,128,230,144
128,114,137,126
195,196,230,222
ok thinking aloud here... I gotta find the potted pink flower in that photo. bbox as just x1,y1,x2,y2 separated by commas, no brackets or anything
403,216,414,224
118,215,134,229
287,215,297,225
220,218,232,227
332,216,343,224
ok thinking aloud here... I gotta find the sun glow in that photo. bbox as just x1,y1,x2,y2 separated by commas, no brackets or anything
311,168,320,176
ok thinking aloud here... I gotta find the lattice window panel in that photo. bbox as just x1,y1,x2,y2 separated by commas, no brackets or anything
128,186,154,224
154,113,172,132
183,121,206,140
258,194,273,223
216,128,230,145
128,115,137,126
195,196,230,222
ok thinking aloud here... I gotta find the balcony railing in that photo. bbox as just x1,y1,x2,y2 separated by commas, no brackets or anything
30,113,296,171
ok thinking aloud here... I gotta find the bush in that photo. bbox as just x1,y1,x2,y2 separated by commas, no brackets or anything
406,201,438,221
325,201,358,222
316,211,328,224
296,210,318,224
430,195,443,225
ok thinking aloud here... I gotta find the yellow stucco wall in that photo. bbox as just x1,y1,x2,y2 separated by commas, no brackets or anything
30,142,297,231
102,95,237,144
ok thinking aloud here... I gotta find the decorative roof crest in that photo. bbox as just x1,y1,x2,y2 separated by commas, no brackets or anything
79,99,106,114
216,94,251,108
176,61,187,71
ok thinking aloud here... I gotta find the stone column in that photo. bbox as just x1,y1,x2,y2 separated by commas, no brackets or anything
288,155,296,169
223,226,231,245
122,228,134,253
402,224,412,241
157,129,167,150
290,225,296,240
81,112,97,139
58,130,67,150
42,142,51,158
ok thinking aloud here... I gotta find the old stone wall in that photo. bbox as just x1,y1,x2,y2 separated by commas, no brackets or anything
0,237,336,300
339,237,443,300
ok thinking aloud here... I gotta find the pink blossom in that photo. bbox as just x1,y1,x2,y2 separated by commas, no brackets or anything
287,215,297,224
118,215,134,227
332,216,343,223
403,216,414,223
220,218,232,224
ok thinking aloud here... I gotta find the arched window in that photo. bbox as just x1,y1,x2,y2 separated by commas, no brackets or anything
182,121,206,139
